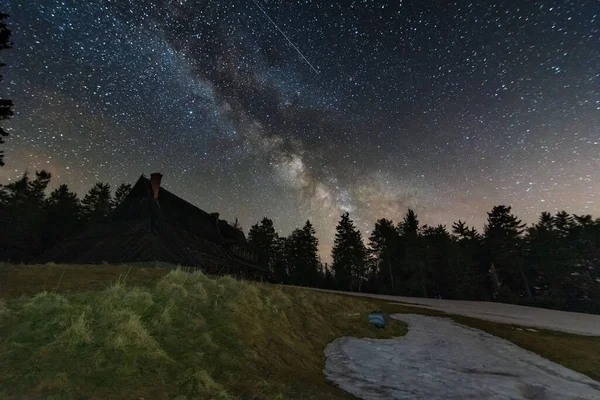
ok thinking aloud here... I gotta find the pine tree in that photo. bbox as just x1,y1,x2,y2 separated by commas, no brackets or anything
570,214,600,301
0,171,30,208
452,219,479,240
451,220,488,300
399,208,419,238
525,212,558,296
286,220,320,286
537,211,555,231
43,184,81,250
81,182,112,225
484,205,530,298
0,12,12,166
317,261,334,288
112,183,132,209
368,218,398,293
398,208,428,297
422,224,452,298
553,211,575,238
248,217,278,278
272,235,289,284
549,210,583,299
0,170,51,260
332,212,367,292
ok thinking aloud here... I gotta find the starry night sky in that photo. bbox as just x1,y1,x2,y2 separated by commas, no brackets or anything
2,0,599,259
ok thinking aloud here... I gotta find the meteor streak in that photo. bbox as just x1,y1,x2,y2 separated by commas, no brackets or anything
251,0,320,74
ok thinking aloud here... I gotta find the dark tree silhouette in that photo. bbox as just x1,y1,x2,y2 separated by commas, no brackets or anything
451,220,488,300
521,210,600,309
112,183,132,209
452,219,479,240
553,210,575,238
526,212,559,296
368,218,399,293
421,224,452,298
248,217,278,275
43,184,81,251
399,208,419,237
398,208,428,297
484,205,530,299
271,235,289,284
286,220,320,287
0,170,51,260
319,262,334,289
332,212,367,292
569,214,600,301
0,167,598,314
0,12,12,166
81,182,112,226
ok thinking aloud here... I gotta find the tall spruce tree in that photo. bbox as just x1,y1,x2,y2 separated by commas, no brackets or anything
551,210,581,299
272,235,289,283
332,212,367,292
451,220,488,300
81,182,112,225
399,208,419,237
398,208,428,297
286,220,320,286
0,12,12,166
525,212,559,296
570,214,600,301
422,224,452,298
484,205,530,298
368,218,399,293
248,217,278,278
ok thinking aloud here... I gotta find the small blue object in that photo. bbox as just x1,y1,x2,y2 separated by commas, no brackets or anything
367,311,386,328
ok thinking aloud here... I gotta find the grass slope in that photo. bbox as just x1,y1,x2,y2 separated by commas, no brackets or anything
1,264,598,398
0,263,172,297
0,267,407,399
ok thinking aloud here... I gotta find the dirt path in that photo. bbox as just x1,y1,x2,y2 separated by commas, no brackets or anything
324,314,600,400
311,289,600,336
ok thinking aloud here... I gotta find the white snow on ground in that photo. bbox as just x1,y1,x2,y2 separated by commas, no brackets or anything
312,289,600,336
324,314,600,400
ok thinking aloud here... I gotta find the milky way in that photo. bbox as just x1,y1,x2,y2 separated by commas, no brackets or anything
2,0,599,259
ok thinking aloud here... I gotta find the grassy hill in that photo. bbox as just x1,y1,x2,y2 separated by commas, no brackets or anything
0,265,407,399
0,263,598,399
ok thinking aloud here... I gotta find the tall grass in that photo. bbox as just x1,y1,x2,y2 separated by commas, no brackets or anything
0,268,407,399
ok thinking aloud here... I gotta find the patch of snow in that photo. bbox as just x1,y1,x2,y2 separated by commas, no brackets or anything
324,314,600,400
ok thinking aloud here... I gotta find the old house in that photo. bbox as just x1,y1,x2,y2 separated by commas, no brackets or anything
39,173,265,279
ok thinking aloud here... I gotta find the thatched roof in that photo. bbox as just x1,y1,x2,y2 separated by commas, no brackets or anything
38,174,265,278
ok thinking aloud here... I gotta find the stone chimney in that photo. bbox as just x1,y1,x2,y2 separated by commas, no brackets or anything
150,172,163,199
210,212,220,220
